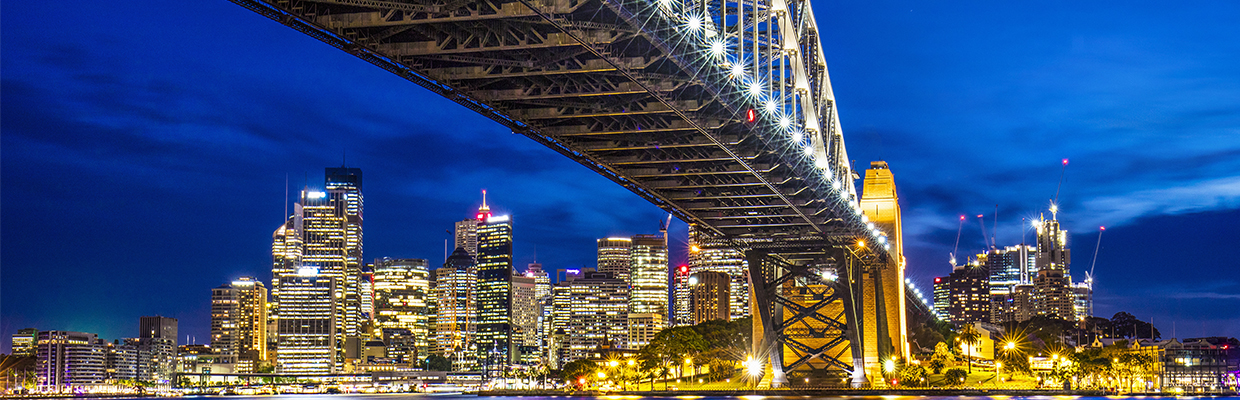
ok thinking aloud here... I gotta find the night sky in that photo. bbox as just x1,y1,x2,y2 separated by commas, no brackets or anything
3,0,1238,351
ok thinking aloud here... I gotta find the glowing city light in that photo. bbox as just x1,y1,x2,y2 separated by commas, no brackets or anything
710,40,725,57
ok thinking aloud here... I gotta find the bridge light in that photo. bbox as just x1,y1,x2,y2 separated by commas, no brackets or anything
857,240,866,248
748,81,762,97
815,155,829,169
687,15,703,32
765,100,777,113
803,145,813,156
867,222,876,231
710,40,725,57
791,130,802,143
730,62,745,78
831,180,841,191
861,214,869,223
779,116,790,128
884,243,890,250
878,236,887,245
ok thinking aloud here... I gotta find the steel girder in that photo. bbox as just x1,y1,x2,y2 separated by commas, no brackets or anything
228,0,896,381
227,0,890,249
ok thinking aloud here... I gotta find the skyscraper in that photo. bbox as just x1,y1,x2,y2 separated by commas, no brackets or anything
1032,209,1074,321
271,167,365,372
36,331,104,391
455,219,479,260
689,271,730,324
628,234,668,322
932,277,950,321
982,245,1035,323
551,271,628,366
434,247,477,370
596,238,632,284
686,226,749,323
275,267,336,374
511,272,539,350
947,263,990,325
134,316,177,383
372,257,432,361
211,277,268,372
473,193,514,372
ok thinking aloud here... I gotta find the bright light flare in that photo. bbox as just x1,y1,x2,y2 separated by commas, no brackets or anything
779,116,790,128
764,100,777,113
730,63,745,78
710,40,725,57
687,15,702,31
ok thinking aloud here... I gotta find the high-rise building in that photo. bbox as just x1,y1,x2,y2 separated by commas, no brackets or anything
1032,210,1074,321
271,167,365,372
1071,281,1092,319
36,331,104,391
372,257,432,362
275,267,337,374
474,193,514,372
981,245,1035,324
11,328,37,357
360,265,375,322
686,226,749,323
103,341,138,381
672,263,693,327
628,234,668,323
211,277,268,372
596,238,632,284
455,219,480,260
689,271,730,324
136,316,177,382
434,248,477,370
932,277,950,321
551,271,628,366
947,263,990,325
511,273,540,351
627,313,662,350
525,263,554,364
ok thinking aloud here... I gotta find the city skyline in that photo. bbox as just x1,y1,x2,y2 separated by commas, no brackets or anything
3,0,1239,352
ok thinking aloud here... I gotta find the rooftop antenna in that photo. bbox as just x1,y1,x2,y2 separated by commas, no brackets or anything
480,189,490,212
950,215,964,265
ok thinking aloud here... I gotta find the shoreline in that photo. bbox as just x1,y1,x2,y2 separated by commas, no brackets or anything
475,388,1223,397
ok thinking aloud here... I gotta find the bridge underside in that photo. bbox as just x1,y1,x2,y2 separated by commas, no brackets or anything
229,0,898,385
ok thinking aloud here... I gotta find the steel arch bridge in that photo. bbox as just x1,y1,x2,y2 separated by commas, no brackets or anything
229,0,901,387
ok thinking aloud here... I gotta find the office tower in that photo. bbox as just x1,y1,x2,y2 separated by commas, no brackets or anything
211,277,269,372
672,263,693,327
947,262,990,325
271,167,365,372
526,263,553,364
136,316,177,382
627,313,661,350
372,257,432,362
11,328,37,357
686,226,750,323
689,271,730,324
1071,281,1092,319
1032,210,1075,320
455,219,479,259
36,331,104,391
858,161,909,368
551,271,628,366
982,245,1035,324
276,267,337,374
474,193,514,372
932,277,950,321
596,238,632,284
511,273,539,350
628,234,668,322
435,247,477,370
103,341,138,381
360,265,375,322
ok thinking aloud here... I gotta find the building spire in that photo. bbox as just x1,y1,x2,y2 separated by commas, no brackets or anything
480,189,490,213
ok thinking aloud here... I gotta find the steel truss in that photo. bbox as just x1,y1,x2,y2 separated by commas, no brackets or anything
228,0,896,380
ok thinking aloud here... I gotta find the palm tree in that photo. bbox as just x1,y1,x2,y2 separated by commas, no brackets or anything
958,323,981,374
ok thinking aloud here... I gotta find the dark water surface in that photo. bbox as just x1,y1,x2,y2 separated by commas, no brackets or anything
71,394,1240,400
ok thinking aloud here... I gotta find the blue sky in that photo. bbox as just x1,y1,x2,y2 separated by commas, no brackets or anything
2,0,1238,348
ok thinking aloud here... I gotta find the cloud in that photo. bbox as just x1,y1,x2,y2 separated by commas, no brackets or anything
1078,176,1240,229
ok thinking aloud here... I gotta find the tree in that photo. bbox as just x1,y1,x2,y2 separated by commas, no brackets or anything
561,359,597,388
424,354,452,371
648,327,707,380
943,368,968,386
957,324,981,374
1111,312,1160,339
896,363,927,387
929,342,955,374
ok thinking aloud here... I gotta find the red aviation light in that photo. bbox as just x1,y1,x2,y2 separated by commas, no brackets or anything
935,277,942,283
745,108,757,123
680,265,689,274
476,213,486,220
